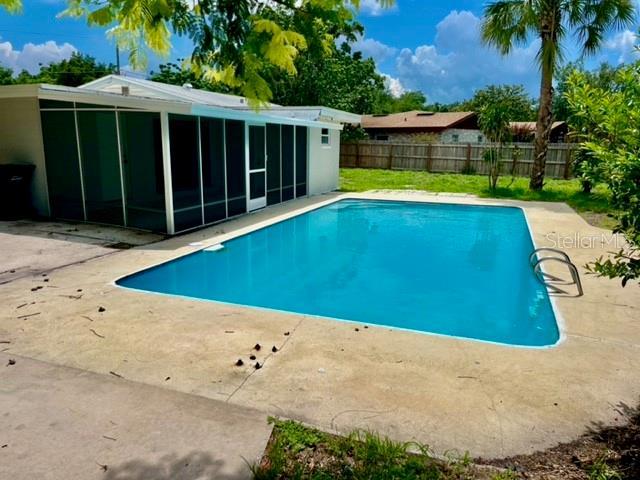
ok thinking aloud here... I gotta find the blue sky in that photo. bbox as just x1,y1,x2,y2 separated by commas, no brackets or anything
1,0,639,102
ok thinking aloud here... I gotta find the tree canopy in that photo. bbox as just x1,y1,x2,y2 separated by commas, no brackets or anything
566,62,640,285
0,65,14,85
553,61,621,120
375,91,428,114
59,0,393,104
150,60,234,93
457,84,535,120
0,53,115,87
149,12,387,116
0,0,20,13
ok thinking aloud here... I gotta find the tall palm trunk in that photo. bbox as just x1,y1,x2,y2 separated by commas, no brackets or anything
530,29,555,191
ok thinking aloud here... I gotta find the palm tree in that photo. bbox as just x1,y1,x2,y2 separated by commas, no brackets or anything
481,0,635,191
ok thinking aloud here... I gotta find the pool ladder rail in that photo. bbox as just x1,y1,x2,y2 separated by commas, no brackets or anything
530,247,584,297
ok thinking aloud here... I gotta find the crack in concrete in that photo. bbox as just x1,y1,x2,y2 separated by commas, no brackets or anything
225,316,305,403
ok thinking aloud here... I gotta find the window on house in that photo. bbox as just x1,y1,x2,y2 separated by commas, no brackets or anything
452,134,460,143
477,135,484,144
375,135,389,141
321,128,330,146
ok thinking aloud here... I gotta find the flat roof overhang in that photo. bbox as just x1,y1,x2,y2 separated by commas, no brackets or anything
0,84,344,130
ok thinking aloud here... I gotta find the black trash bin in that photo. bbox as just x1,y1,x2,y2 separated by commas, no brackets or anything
0,164,35,220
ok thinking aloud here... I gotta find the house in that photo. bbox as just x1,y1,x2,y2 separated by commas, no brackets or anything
510,121,568,143
361,111,568,145
0,75,360,235
361,111,483,144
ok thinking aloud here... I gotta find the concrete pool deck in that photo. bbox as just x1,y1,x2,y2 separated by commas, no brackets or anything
1,192,639,471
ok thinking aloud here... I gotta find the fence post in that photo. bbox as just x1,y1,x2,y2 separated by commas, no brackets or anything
465,143,472,172
388,144,393,169
355,141,361,168
426,144,433,172
563,144,572,179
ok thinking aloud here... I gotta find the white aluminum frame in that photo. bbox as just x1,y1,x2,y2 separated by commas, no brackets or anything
197,117,205,225
114,111,128,227
73,109,88,221
245,122,267,212
160,112,175,234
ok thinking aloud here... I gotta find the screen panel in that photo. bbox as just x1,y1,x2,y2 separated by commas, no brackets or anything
40,110,84,220
200,118,227,224
249,125,266,170
118,111,167,232
225,119,246,217
250,171,266,200
266,124,281,206
77,110,124,226
281,124,294,202
295,126,308,198
169,114,202,232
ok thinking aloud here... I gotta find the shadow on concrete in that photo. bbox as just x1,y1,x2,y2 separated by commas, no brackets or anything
103,451,253,480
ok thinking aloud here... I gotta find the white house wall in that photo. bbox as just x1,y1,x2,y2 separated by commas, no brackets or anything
0,97,49,216
308,127,340,195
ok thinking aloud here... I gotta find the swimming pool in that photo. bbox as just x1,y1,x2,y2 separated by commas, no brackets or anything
117,199,560,347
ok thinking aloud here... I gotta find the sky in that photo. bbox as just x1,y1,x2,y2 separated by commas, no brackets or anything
1,0,639,103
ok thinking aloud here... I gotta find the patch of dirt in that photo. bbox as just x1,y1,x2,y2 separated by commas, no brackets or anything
479,401,640,479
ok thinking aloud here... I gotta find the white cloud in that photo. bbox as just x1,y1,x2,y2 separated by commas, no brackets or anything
393,10,541,103
351,36,398,63
0,40,76,74
358,0,397,16
605,29,639,63
381,73,405,97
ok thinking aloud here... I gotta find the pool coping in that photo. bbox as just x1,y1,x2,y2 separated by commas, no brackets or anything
111,194,566,351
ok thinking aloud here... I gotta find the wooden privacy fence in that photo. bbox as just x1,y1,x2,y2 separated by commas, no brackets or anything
340,141,574,179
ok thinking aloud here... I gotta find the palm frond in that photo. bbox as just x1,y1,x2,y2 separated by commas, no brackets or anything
574,0,636,56
481,0,537,54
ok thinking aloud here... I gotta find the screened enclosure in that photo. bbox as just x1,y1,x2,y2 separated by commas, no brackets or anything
39,101,310,234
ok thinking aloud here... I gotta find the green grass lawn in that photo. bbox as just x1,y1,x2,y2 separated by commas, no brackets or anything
252,417,633,480
339,168,615,229
252,419,515,480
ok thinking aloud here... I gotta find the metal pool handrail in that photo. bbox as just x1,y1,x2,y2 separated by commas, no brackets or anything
530,248,584,297
529,247,571,266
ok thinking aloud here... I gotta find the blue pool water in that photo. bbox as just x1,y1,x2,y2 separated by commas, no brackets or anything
117,200,559,347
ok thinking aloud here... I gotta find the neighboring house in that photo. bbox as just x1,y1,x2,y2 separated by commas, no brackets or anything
361,111,483,144
510,121,568,143
360,111,568,145
0,75,359,235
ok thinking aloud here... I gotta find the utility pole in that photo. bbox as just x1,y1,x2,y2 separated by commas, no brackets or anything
116,46,121,75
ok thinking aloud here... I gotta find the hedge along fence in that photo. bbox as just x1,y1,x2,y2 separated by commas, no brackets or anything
340,141,575,179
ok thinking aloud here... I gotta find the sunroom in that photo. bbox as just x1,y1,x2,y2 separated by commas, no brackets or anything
0,75,359,234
